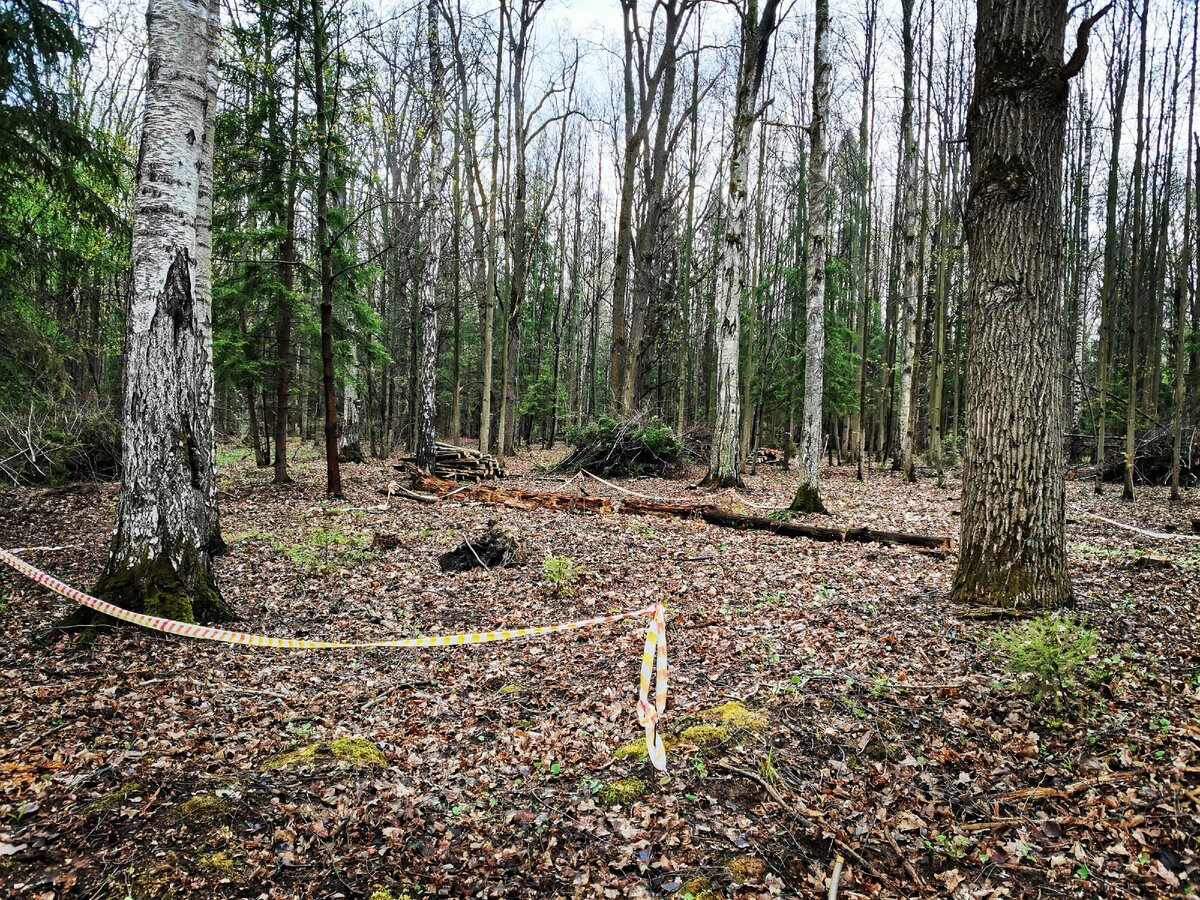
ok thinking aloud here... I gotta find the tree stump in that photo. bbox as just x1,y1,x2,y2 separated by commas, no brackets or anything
438,522,527,572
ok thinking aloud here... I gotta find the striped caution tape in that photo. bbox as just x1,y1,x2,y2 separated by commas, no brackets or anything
637,600,668,772
0,547,669,772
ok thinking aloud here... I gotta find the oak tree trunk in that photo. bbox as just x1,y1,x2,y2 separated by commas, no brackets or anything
951,0,1106,610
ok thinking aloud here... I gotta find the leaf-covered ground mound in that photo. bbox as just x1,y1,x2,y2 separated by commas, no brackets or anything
0,446,1196,898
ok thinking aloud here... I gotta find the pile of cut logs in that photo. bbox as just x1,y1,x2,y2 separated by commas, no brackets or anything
395,442,505,481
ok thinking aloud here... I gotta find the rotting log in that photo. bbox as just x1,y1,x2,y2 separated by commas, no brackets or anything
691,506,952,551
400,475,953,553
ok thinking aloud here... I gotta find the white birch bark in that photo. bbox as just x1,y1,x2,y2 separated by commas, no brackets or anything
705,0,781,487
896,0,918,473
96,0,228,622
416,0,444,472
793,0,829,513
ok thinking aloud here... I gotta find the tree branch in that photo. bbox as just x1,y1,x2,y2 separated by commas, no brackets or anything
1062,2,1113,79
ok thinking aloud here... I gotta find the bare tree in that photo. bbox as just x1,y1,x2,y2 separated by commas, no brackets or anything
705,0,782,488
791,0,830,512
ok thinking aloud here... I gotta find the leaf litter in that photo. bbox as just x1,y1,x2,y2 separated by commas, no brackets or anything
0,452,1196,898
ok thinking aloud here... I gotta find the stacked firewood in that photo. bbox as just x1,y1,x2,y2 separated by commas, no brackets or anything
395,442,505,481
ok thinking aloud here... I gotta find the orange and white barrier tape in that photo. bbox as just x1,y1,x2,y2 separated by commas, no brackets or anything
637,600,668,772
0,547,669,772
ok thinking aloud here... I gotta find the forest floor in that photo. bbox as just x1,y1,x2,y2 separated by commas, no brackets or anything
0,443,1197,900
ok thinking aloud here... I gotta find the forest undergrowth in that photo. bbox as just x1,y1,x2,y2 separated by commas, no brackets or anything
0,448,1196,899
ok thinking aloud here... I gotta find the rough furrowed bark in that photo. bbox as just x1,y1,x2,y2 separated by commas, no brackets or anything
84,0,232,631
949,0,1095,611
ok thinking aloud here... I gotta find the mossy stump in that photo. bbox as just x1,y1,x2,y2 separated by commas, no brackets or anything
60,546,233,638
789,482,827,515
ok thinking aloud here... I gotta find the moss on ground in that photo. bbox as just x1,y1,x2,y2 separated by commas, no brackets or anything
613,733,679,761
196,851,242,877
81,781,144,815
598,777,648,804
726,855,768,882
679,876,720,899
261,737,388,771
696,701,767,730
176,792,233,824
679,723,728,749
114,857,181,900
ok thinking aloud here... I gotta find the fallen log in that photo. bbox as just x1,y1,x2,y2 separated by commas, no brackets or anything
405,474,953,552
693,506,953,551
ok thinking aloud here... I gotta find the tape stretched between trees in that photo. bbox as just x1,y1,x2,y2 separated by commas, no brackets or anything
0,547,669,772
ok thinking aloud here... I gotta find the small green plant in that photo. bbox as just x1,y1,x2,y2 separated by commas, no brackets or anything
0,594,8,615
541,555,581,596
757,748,777,785
924,832,969,860
989,614,1100,707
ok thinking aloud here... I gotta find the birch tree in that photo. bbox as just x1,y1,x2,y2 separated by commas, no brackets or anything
895,0,919,476
416,0,446,472
791,0,830,513
704,0,782,488
91,0,231,623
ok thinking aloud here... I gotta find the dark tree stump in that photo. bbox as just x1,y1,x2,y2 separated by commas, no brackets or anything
438,522,527,572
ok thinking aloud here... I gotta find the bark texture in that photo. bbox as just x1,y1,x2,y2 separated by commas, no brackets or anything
896,0,919,476
416,0,444,473
705,0,780,488
93,0,230,624
792,0,830,514
951,0,1095,610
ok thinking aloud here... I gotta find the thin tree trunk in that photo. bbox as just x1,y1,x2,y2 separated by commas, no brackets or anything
895,0,919,475
416,0,445,473
792,0,829,513
1095,31,1130,493
1172,0,1197,501
704,0,781,488
1124,0,1149,503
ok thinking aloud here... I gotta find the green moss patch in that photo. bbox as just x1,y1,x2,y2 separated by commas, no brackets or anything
196,851,242,877
261,737,388,771
679,876,720,900
679,723,729,749
598,777,648,805
176,792,233,824
613,733,679,761
696,701,767,730
81,781,144,815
